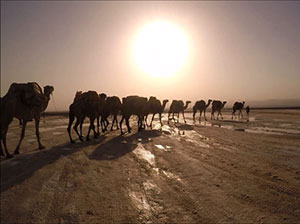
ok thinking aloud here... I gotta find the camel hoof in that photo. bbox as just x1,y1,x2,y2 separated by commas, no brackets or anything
39,145,45,150
86,138,90,141
14,150,20,155
71,140,75,144
7,154,13,159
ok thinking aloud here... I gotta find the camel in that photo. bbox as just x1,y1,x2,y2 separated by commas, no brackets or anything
0,82,54,158
232,101,245,119
67,91,103,143
119,96,149,134
192,99,212,122
101,95,122,132
211,100,227,120
145,97,169,129
168,100,191,124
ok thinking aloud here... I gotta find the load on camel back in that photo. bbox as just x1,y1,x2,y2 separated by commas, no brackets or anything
7,82,48,107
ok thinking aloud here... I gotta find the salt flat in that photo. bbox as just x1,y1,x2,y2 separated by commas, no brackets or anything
1,109,300,223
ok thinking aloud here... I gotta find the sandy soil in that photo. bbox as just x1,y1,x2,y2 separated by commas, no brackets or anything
1,110,300,223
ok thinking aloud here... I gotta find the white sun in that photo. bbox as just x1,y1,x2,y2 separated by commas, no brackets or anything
133,21,188,78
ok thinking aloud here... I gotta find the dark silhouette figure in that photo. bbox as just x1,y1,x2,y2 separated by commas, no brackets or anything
232,101,245,119
119,96,149,134
67,91,103,143
246,105,250,122
0,82,54,158
168,100,191,124
145,97,169,129
101,96,122,132
211,100,227,120
193,99,212,122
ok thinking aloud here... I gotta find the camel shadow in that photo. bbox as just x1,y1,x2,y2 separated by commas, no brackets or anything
89,129,161,161
0,135,107,193
174,123,194,131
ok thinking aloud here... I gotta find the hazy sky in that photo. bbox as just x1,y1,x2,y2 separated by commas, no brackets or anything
1,1,300,111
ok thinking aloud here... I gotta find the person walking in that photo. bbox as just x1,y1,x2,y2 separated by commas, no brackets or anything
246,105,250,121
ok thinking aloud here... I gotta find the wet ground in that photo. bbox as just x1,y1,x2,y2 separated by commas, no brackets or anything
1,109,300,223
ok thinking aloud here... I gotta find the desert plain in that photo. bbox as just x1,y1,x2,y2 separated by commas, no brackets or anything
1,109,300,223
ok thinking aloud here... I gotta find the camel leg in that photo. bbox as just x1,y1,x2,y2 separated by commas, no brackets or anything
182,111,187,123
110,116,115,131
150,113,156,129
34,118,45,150
86,117,93,141
144,114,149,127
126,117,131,133
1,128,13,158
240,110,243,119
92,118,98,138
220,111,224,120
204,110,207,121
115,115,119,130
114,115,119,130
168,112,171,124
105,118,109,131
193,111,196,123
199,111,203,122
79,118,84,138
74,118,84,141
14,120,27,154
159,113,163,128
120,116,124,134
67,111,75,143
96,116,100,135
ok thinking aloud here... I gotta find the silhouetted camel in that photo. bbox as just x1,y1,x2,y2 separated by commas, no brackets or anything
145,97,169,129
232,101,245,119
67,91,103,143
211,100,227,120
193,99,212,122
101,96,122,132
168,100,191,124
119,96,149,134
0,82,54,158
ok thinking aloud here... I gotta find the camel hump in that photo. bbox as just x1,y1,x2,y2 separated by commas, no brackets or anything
82,91,99,104
7,82,45,106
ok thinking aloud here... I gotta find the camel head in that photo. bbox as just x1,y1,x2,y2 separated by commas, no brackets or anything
208,99,212,103
242,101,245,105
223,101,227,106
184,101,191,110
162,99,169,109
99,93,107,100
43,85,54,97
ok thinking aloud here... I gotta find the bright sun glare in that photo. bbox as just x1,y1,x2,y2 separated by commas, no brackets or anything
133,21,188,78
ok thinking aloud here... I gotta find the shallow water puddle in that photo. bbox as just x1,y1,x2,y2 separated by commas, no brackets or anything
154,144,165,150
245,127,300,135
154,144,170,152
133,143,155,166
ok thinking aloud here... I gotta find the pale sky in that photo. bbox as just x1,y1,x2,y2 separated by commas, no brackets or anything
1,1,300,111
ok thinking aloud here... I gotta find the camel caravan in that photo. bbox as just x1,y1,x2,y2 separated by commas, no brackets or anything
0,82,248,159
